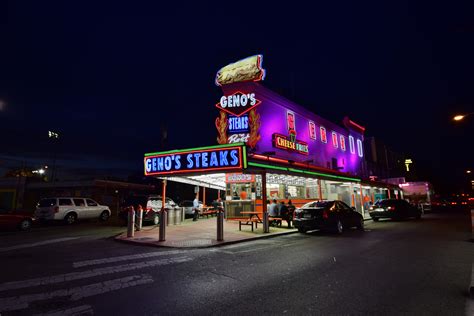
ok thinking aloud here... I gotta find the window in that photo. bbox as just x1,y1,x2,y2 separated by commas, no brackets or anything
340,135,346,151
309,121,316,140
39,198,56,207
357,139,364,157
86,199,98,206
349,136,355,154
73,199,85,207
332,132,338,148
320,126,327,143
59,198,73,206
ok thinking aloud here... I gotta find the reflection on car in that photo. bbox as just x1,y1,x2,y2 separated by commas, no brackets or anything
293,200,364,234
369,199,421,221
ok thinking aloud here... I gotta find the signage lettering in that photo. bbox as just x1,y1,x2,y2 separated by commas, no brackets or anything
225,173,255,183
144,146,244,176
228,133,250,143
216,91,261,117
228,115,249,133
272,133,309,155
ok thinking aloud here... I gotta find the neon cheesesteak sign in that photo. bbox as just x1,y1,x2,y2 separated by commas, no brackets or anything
144,145,245,176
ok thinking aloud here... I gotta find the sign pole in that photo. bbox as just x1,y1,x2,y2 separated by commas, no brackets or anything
159,180,167,241
262,171,269,233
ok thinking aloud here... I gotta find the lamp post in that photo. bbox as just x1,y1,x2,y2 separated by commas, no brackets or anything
48,131,60,183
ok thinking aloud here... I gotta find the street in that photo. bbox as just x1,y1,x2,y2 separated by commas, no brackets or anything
0,211,472,315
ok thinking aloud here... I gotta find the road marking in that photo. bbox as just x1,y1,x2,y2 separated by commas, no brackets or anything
0,256,191,292
0,237,81,252
0,274,153,312
34,304,93,316
73,249,185,268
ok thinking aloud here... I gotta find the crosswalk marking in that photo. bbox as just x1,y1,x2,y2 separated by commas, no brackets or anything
0,237,81,252
73,249,185,268
0,256,192,292
0,274,153,312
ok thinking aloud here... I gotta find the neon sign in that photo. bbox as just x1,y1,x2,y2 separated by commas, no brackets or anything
320,126,327,143
216,91,261,117
272,133,309,155
286,110,296,142
309,121,316,140
332,132,338,148
144,144,246,176
228,114,249,133
340,135,346,151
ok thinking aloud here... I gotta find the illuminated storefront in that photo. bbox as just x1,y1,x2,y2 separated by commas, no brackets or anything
144,55,401,221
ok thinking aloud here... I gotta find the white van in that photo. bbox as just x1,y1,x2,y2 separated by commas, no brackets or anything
35,197,111,224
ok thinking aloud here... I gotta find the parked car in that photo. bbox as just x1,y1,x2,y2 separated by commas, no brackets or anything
293,200,364,234
35,197,111,224
118,195,178,225
0,209,35,231
369,199,421,221
178,200,203,217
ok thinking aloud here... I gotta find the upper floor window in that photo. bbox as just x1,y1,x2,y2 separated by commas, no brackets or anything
349,136,355,154
332,132,338,148
320,126,327,143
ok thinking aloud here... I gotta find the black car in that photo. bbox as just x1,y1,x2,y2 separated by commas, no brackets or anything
293,200,364,234
118,195,160,226
369,199,421,221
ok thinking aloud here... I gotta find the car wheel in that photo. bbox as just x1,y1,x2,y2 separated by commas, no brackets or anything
99,211,110,221
152,214,159,225
335,220,343,234
357,218,364,230
297,227,307,234
372,217,379,222
19,219,32,231
64,213,77,225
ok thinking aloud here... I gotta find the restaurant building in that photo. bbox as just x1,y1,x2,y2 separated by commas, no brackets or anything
144,55,401,220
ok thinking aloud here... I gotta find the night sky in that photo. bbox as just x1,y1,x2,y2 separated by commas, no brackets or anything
1,1,473,193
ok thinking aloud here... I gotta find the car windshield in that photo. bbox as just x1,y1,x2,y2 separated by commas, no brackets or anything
38,198,56,207
301,201,332,208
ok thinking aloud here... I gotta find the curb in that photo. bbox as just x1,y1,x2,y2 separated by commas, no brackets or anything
114,229,299,249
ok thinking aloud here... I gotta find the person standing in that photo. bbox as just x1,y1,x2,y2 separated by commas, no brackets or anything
239,188,248,200
193,195,200,221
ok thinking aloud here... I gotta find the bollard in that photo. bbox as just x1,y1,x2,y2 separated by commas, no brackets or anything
127,207,135,237
217,210,224,241
471,209,474,241
263,211,269,233
159,209,167,241
136,205,143,231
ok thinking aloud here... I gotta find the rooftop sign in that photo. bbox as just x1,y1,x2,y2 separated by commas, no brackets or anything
215,55,265,86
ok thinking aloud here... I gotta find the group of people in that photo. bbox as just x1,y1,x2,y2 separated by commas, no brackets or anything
267,199,296,227
192,196,224,222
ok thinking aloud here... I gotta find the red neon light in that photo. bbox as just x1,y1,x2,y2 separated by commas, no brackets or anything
349,119,366,132
320,126,327,143
144,146,243,176
309,121,316,140
340,135,346,151
332,132,338,148
215,91,262,117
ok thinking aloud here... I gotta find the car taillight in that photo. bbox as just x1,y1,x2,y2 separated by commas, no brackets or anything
54,206,59,213
387,206,395,211
322,210,329,219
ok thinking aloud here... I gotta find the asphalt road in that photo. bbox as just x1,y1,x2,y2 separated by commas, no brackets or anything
0,211,472,315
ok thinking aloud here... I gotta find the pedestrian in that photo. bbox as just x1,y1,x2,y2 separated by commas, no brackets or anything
193,195,200,221
278,201,288,227
239,188,248,200
287,200,295,228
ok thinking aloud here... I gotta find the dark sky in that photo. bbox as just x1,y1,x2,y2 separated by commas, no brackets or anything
1,1,473,193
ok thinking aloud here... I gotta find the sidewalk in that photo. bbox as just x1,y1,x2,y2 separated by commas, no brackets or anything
115,217,298,248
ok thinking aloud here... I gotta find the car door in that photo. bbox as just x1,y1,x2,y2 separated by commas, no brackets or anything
85,199,101,218
337,201,355,227
73,198,87,218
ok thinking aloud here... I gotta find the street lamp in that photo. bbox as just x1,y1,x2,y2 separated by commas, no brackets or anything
453,112,474,121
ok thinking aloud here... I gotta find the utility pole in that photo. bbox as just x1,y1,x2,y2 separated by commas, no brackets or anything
48,131,60,182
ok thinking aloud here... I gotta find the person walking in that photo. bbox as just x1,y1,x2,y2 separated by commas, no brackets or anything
287,200,296,228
